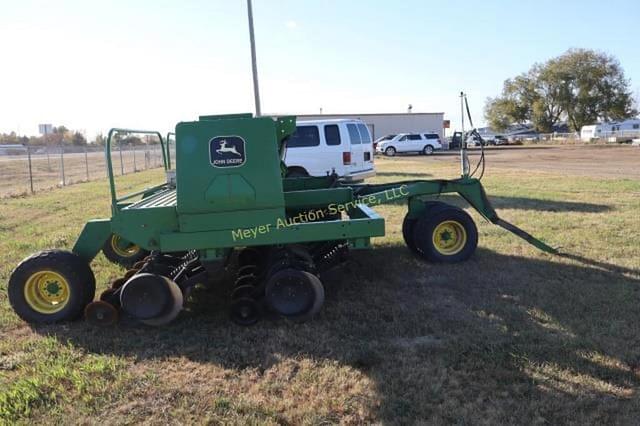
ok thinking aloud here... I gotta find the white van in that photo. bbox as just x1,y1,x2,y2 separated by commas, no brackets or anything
283,119,375,181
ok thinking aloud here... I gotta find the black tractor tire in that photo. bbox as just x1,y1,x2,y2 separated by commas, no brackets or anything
402,201,448,254
8,250,95,323
412,204,478,263
402,215,419,254
102,234,149,268
384,146,396,157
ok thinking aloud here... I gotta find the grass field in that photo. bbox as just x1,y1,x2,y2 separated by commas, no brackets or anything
1,149,639,424
0,147,165,198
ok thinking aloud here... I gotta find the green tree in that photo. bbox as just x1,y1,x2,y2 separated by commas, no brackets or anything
71,131,87,146
93,133,105,146
485,49,637,132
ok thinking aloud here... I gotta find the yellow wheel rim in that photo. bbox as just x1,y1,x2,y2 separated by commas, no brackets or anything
432,220,467,256
23,270,70,314
111,235,140,258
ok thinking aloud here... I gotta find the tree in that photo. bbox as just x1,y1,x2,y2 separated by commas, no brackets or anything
485,49,637,132
121,135,143,146
71,131,87,146
93,133,105,146
0,132,19,145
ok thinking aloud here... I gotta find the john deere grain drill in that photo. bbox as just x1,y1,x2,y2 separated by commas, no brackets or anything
8,113,555,326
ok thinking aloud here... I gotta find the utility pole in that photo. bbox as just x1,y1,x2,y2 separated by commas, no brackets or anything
247,0,261,116
460,91,469,178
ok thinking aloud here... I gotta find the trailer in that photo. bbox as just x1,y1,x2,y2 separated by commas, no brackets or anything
580,119,640,142
7,113,556,327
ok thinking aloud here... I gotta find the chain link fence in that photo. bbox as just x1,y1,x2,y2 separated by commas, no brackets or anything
517,130,640,144
0,144,167,198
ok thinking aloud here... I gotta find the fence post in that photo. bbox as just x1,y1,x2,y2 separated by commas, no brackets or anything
27,146,34,194
84,146,89,180
133,145,137,172
59,143,66,186
119,142,124,175
46,149,51,171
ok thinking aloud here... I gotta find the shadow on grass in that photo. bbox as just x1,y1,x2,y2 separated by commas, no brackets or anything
34,246,640,422
420,193,612,213
376,172,433,178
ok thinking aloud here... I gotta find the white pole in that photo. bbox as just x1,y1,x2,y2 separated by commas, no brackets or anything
247,0,261,116
460,92,469,177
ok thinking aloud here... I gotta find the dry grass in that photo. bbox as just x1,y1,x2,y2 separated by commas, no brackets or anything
0,148,165,197
0,148,639,424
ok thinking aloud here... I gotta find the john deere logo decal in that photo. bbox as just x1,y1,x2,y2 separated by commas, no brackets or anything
209,136,246,168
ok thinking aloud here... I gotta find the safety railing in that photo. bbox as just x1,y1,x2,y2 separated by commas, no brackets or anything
166,132,175,170
106,128,168,208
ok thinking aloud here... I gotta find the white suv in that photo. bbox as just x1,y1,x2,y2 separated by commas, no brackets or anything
284,119,376,181
375,133,442,156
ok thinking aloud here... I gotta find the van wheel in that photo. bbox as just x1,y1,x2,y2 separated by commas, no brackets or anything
286,167,309,178
384,147,396,157
423,145,434,155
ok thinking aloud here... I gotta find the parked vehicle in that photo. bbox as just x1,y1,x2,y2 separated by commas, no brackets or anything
284,119,375,181
447,131,463,150
373,134,396,151
494,135,508,145
375,132,442,156
466,134,485,147
580,119,640,142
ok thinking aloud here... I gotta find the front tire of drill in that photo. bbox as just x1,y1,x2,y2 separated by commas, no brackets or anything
102,234,149,268
402,201,448,255
8,250,95,323
412,205,478,263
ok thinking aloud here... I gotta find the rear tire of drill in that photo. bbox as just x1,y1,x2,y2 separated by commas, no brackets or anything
412,205,478,263
102,234,149,268
8,250,95,324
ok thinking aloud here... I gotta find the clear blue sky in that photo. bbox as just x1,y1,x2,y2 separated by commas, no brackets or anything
1,0,638,138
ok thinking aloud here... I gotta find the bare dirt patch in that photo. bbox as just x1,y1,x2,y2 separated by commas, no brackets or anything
425,145,640,179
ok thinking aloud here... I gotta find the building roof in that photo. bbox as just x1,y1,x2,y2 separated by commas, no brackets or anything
297,112,444,117
297,118,362,124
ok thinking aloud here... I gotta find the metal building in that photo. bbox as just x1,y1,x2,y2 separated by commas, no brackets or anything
297,112,445,141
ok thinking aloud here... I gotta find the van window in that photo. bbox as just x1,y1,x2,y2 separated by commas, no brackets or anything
288,126,320,148
324,125,341,146
357,124,371,144
347,124,361,144
407,134,422,140
633,124,639,129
